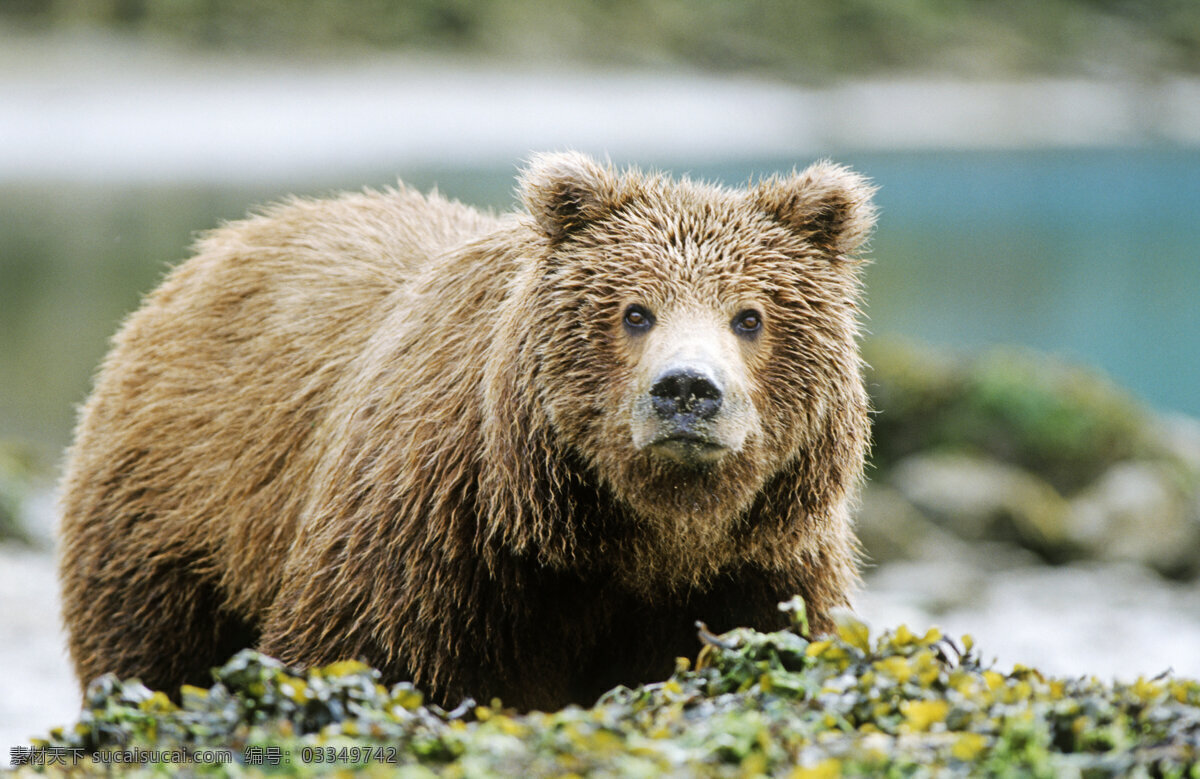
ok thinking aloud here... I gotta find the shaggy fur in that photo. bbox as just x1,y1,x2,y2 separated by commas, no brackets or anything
59,152,876,710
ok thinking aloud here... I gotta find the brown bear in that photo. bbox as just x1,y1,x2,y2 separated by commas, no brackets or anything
59,152,876,711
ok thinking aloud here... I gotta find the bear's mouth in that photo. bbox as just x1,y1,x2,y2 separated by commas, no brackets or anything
647,433,728,465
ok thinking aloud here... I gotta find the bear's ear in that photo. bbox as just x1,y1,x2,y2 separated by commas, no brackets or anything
519,151,624,242
751,162,877,259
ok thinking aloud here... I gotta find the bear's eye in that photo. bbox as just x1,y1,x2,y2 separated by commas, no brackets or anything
623,305,655,333
733,309,762,336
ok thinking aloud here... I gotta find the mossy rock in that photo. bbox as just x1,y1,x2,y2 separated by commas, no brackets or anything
866,339,1157,494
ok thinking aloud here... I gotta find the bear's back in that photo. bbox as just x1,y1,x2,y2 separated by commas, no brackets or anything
197,185,501,287
59,186,501,618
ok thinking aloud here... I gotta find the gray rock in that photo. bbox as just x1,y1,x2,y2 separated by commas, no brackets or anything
855,483,968,564
887,453,1073,556
1067,460,1200,577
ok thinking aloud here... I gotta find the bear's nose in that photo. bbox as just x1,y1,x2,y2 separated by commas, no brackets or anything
650,368,723,420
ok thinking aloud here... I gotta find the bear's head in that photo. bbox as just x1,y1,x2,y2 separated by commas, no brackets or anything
483,151,876,592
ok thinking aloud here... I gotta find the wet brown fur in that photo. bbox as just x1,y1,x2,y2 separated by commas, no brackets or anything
59,152,876,710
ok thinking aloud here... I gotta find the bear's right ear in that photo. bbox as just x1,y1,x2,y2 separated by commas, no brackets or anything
519,151,624,242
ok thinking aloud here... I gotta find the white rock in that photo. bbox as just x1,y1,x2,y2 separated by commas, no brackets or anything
1067,461,1200,575
889,453,1070,550
861,561,1200,681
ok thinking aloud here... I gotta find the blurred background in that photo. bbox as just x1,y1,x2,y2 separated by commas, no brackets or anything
2,0,1199,751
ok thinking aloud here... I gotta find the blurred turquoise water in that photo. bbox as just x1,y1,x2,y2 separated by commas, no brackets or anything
1,148,1197,456
840,148,1200,415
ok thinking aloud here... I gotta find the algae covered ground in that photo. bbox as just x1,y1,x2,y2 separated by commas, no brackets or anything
22,600,1200,777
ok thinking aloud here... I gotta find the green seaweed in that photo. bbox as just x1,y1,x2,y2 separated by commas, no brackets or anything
26,599,1200,777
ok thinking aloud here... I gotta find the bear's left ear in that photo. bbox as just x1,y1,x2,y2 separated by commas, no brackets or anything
751,162,877,259
519,151,625,242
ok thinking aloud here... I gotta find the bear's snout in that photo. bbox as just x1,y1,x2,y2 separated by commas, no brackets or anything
649,367,723,421
634,358,739,467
